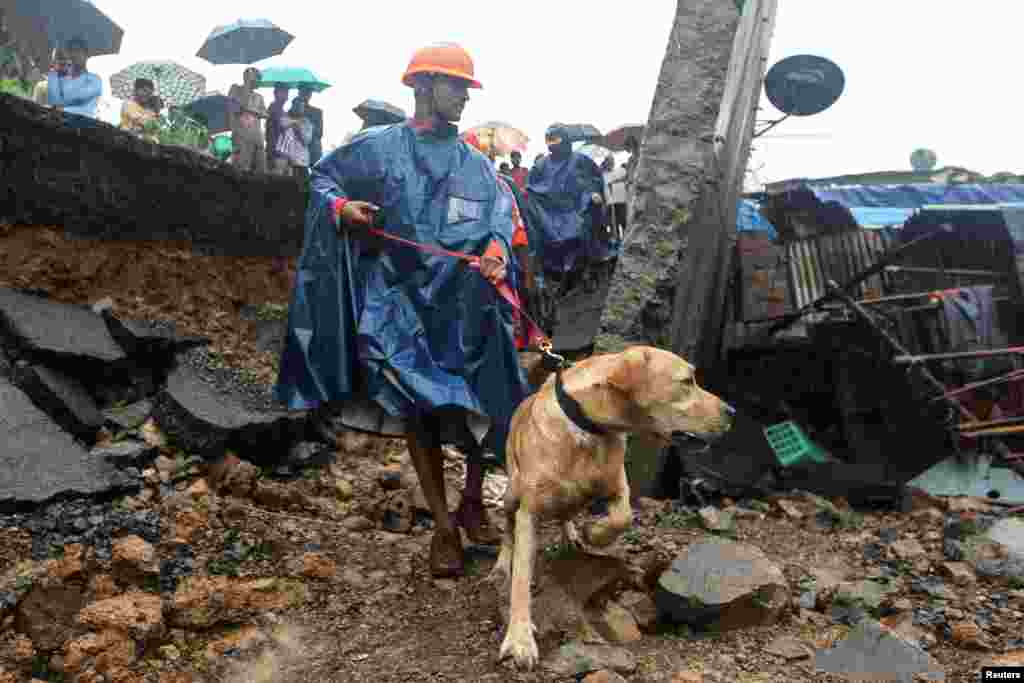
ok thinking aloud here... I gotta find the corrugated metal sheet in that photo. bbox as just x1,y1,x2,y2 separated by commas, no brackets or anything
785,230,898,309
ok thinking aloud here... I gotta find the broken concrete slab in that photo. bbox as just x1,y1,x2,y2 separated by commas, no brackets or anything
153,361,305,462
0,288,126,362
0,377,137,507
103,316,209,356
655,539,788,631
11,363,104,444
813,619,945,682
92,440,159,470
103,399,153,431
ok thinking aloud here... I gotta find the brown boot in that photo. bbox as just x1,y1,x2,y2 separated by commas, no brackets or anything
429,528,465,578
452,496,502,546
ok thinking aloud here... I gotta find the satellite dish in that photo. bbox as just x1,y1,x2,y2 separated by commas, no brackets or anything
910,148,938,172
763,55,845,116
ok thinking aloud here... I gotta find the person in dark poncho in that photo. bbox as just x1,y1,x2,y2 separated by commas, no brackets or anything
274,42,532,578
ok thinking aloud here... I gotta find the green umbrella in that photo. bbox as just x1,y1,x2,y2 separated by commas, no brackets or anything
110,60,205,107
256,65,330,93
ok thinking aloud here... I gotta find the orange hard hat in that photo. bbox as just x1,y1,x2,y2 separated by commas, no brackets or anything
402,42,482,89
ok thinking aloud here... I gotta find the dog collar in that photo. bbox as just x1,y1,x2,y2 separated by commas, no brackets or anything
555,370,608,435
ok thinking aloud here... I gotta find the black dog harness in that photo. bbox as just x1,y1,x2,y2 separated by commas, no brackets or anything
554,369,608,435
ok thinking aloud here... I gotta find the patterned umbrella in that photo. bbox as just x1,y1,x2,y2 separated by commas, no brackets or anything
462,121,529,157
110,60,205,107
196,18,293,65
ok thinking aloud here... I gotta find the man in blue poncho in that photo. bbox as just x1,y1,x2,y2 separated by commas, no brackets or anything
274,42,531,578
526,124,607,293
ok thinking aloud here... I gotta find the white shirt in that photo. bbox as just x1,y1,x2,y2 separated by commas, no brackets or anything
605,166,628,204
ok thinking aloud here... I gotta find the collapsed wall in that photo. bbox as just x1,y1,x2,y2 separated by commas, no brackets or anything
0,94,307,257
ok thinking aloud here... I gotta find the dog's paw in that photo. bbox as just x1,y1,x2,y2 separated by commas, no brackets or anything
499,622,540,671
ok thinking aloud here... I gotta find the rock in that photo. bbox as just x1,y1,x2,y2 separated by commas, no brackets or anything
172,508,207,544
0,377,136,504
63,629,136,677
815,619,944,682
204,624,266,659
590,601,642,643
376,489,414,533
111,535,158,581
253,481,308,510
775,499,804,519
697,506,734,533
11,363,105,444
159,644,181,661
12,634,34,663
765,635,812,660
0,288,126,362
671,672,704,683
301,552,337,580
102,399,153,431
186,478,210,499
152,362,302,460
168,576,306,628
102,316,207,357
544,642,636,677
207,452,259,497
15,584,87,650
93,440,159,470
335,479,354,501
910,576,954,601
46,543,87,581
655,539,788,630
76,591,164,641
342,516,374,533
880,611,929,649
617,591,659,632
835,580,892,610
891,538,927,560
89,575,119,601
947,497,994,514
940,561,976,586
949,620,992,650
582,671,628,683
989,650,1024,667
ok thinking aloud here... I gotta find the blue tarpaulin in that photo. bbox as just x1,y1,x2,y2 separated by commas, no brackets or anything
811,184,1024,209
848,207,916,228
737,200,778,238
526,146,608,273
274,120,531,462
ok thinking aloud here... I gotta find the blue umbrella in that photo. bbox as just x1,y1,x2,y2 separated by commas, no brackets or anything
1,0,124,56
196,18,293,65
353,99,406,126
183,93,239,134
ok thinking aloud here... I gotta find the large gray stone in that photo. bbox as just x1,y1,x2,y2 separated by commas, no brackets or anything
655,538,788,630
813,619,945,682
11,363,104,444
153,362,304,461
0,288,126,362
544,642,636,677
0,377,136,505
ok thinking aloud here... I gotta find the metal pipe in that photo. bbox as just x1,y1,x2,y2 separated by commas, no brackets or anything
884,266,1007,279
957,415,1024,432
893,346,1024,365
825,279,979,423
934,368,1024,402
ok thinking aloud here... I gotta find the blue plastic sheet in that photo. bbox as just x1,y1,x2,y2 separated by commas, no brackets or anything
526,142,608,274
737,199,778,238
810,183,1024,209
274,120,531,461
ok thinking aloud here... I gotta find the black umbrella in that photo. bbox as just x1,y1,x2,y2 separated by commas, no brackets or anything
353,99,406,126
182,93,239,134
1,0,123,57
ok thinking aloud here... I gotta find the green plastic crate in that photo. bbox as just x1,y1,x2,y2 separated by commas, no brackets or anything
763,421,830,467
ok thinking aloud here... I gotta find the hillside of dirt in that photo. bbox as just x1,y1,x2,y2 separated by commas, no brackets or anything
0,225,1022,683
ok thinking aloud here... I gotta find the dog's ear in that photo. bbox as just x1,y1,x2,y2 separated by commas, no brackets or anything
607,347,650,394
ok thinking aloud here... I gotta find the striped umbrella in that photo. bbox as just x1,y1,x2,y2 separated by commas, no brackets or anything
110,60,205,107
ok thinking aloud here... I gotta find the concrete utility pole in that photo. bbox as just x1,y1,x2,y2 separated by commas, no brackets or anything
596,0,779,494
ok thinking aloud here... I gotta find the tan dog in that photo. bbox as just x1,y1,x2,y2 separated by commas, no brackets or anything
492,346,734,670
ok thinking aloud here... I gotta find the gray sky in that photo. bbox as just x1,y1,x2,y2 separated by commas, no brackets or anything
87,1,1022,184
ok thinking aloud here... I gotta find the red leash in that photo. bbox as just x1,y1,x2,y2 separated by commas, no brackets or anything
364,226,552,351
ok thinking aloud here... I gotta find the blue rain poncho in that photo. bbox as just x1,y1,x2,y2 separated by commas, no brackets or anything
274,119,531,461
526,137,608,274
